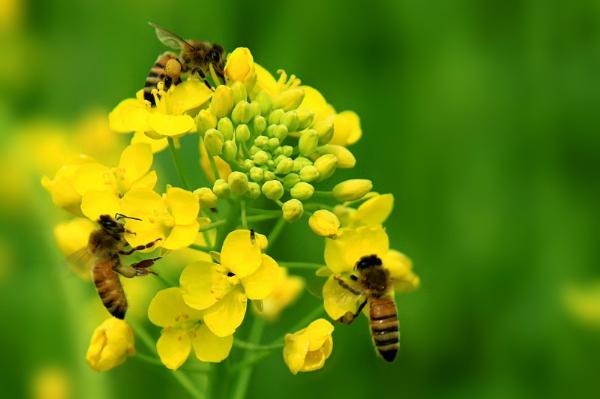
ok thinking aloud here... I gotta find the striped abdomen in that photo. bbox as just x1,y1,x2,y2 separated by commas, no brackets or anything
143,52,181,105
92,258,127,319
369,295,400,362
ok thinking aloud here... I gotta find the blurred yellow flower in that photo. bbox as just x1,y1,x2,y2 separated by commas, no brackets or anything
148,288,232,369
86,317,135,372
53,217,96,279
180,229,283,336
120,186,200,250
31,366,71,399
254,268,304,320
564,282,600,328
41,156,95,216
283,318,334,375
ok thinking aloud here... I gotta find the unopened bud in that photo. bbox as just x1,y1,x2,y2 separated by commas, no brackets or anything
275,157,293,175
273,87,305,111
204,129,224,156
299,165,319,182
268,137,280,150
210,85,234,118
268,124,288,141
281,145,293,157
255,91,273,115
232,101,253,124
194,187,218,208
261,180,284,201
217,117,234,140
230,81,248,103
282,199,304,222
253,115,267,134
249,166,264,182
314,119,334,144
290,182,314,200
196,109,217,136
283,173,300,189
280,111,299,131
246,182,261,199
228,171,249,195
263,171,276,181
213,179,230,198
314,154,337,181
332,179,373,201
235,124,251,142
253,150,270,165
293,157,312,172
317,144,356,168
298,129,319,156
222,140,238,161
308,209,340,237
296,109,315,130
268,109,284,125
254,135,269,148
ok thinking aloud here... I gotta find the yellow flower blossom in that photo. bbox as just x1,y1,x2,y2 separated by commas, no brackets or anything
109,79,212,138
283,319,334,374
31,367,71,399
335,193,394,227
254,268,304,320
120,186,200,250
180,229,283,336
86,317,135,372
563,282,600,328
41,156,95,215
148,288,233,369
53,217,96,279
224,47,257,88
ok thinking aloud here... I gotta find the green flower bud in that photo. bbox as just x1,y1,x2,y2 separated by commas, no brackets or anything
282,199,303,222
253,115,267,135
298,129,319,156
241,159,254,170
272,147,283,156
290,182,314,200
299,165,319,182
249,166,264,182
267,159,275,168
332,179,373,201
283,173,300,189
314,154,337,181
261,180,284,200
254,135,269,148
230,81,247,104
217,117,234,140
268,109,284,125
249,145,260,156
235,124,251,142
314,119,334,144
196,109,217,136
246,182,261,199
309,209,340,237
296,109,315,130
253,150,270,165
268,137,280,150
272,124,288,141
213,179,230,198
280,111,299,131
232,101,253,124
281,145,294,157
255,91,273,115
263,171,276,181
317,144,356,168
275,157,293,175
194,187,218,208
273,87,304,111
228,171,249,195
210,85,234,118
274,154,286,164
292,156,312,172
249,101,261,118
204,129,224,156
222,140,238,161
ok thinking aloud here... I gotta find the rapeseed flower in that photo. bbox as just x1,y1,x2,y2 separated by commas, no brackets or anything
86,317,135,371
283,318,334,374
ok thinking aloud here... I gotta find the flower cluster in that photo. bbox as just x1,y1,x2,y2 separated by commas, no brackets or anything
42,37,419,389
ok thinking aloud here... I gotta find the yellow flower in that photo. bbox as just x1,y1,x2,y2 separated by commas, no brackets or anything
31,367,71,399
109,78,212,138
148,288,233,369
283,319,334,375
254,268,304,320
335,193,394,227
86,317,135,372
384,249,420,292
224,47,257,88
131,131,168,153
199,140,232,183
53,217,96,279
120,186,200,250
180,229,283,336
41,156,94,215
563,282,600,328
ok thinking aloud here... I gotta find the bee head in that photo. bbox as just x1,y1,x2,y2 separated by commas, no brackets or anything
355,254,382,271
98,214,124,234
208,45,225,68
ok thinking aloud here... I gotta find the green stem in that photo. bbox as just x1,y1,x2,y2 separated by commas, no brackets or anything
267,217,286,250
199,219,228,232
190,243,213,252
233,339,283,351
231,318,265,399
130,320,206,399
286,305,325,334
241,199,248,228
303,202,334,211
313,190,334,198
247,208,282,215
228,351,272,373
135,352,165,366
168,137,190,190
154,273,178,287
280,262,323,270
247,214,281,223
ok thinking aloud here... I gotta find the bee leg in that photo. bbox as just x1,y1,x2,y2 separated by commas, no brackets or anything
196,68,212,89
119,238,162,255
339,298,368,325
334,275,363,296
131,257,161,276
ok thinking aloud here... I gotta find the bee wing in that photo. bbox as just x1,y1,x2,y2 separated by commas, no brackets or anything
148,22,194,50
66,247,95,280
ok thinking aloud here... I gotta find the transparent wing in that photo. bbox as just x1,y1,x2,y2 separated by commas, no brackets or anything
66,247,95,280
148,22,192,50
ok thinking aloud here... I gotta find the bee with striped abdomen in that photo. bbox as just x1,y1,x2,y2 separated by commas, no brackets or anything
335,254,400,362
144,22,226,104
72,214,162,319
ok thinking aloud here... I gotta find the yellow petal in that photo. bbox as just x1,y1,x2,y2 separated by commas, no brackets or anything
191,324,233,363
156,328,191,370
241,254,282,300
124,222,165,249
80,190,121,221
224,47,256,85
129,171,157,191
180,261,228,310
148,113,195,136
163,223,199,250
322,275,363,320
203,288,247,337
331,111,361,146
302,337,332,372
131,131,169,153
220,229,262,278
109,98,150,132
199,141,232,183
283,333,309,375
255,269,304,320
73,163,114,195
298,86,335,122
165,187,199,225
148,287,203,328
253,63,279,96
53,217,96,257
304,319,334,351
118,143,153,186
324,226,389,274
353,194,394,226
86,318,135,372
167,79,213,113
120,188,164,216
385,249,420,292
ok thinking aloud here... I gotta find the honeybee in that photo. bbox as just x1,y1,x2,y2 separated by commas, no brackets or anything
73,214,161,319
335,254,400,362
144,22,226,104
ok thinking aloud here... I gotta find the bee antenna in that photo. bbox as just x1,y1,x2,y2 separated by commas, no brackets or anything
115,213,142,221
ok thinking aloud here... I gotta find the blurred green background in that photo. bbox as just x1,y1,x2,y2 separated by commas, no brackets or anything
1,0,600,398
